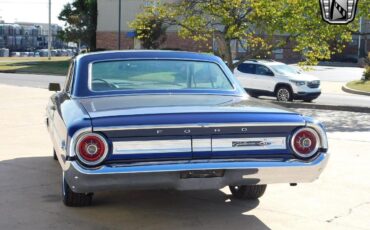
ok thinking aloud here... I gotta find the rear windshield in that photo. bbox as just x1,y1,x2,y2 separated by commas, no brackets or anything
90,60,233,91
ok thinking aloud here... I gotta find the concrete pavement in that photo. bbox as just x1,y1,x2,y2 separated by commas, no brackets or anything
305,81,370,108
305,66,364,83
299,66,370,107
316,92,370,108
257,81,370,108
0,84,370,230
304,66,370,107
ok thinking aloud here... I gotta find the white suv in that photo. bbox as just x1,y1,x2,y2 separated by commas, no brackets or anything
234,60,321,102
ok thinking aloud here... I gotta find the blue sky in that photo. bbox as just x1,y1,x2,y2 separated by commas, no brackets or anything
0,0,73,25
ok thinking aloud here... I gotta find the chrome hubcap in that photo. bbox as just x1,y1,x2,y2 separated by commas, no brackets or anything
277,89,290,101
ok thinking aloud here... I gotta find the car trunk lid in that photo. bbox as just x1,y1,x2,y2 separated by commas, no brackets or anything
77,94,305,162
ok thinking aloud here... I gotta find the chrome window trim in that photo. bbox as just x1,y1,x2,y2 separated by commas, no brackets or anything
72,92,246,99
290,127,320,158
64,60,75,94
87,58,237,93
93,122,305,132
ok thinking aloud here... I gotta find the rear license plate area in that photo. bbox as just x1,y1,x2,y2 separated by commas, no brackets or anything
180,170,225,179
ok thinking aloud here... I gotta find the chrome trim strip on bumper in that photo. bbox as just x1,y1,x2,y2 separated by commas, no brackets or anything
93,122,305,132
64,153,329,193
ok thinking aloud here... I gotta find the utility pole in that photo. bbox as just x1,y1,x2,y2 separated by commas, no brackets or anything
48,0,52,60
118,0,122,50
358,16,363,59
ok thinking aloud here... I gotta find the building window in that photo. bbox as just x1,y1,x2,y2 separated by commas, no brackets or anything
144,1,158,7
272,48,283,60
350,36,359,46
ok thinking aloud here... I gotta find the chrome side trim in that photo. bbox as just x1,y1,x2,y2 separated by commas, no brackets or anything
212,137,286,152
51,122,66,153
113,139,192,155
94,122,305,132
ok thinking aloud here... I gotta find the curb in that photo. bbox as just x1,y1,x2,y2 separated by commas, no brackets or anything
272,101,370,114
342,85,370,96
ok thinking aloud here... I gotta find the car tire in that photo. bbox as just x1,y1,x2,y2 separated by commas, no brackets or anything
53,149,57,160
62,174,93,207
276,86,293,102
229,185,267,199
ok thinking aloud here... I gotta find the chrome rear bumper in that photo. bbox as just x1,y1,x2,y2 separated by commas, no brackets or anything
64,153,329,193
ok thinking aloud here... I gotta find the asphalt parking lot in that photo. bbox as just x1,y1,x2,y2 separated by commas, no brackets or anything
0,84,369,230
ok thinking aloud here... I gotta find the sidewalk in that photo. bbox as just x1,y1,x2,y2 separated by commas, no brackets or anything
0,84,53,160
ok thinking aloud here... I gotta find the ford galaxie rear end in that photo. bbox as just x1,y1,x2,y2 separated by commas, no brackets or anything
46,51,329,207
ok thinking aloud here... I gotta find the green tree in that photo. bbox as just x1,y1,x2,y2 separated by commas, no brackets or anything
130,4,168,49
58,0,97,50
131,0,370,71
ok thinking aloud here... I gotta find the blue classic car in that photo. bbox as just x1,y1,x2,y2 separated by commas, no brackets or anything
46,51,329,207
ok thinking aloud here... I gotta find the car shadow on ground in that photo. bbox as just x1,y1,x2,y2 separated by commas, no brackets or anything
0,156,271,230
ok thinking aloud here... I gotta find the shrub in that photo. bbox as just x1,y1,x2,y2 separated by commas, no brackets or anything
364,53,370,81
364,67,370,81
365,52,370,65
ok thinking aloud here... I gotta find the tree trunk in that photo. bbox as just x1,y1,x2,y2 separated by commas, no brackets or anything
225,40,234,71
214,32,234,71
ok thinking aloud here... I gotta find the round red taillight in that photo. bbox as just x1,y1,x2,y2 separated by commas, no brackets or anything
291,128,320,158
76,133,108,165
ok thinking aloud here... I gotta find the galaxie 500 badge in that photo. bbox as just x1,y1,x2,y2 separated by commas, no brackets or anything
319,0,358,24
232,141,271,147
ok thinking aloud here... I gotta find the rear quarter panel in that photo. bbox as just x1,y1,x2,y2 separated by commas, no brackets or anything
47,93,91,163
